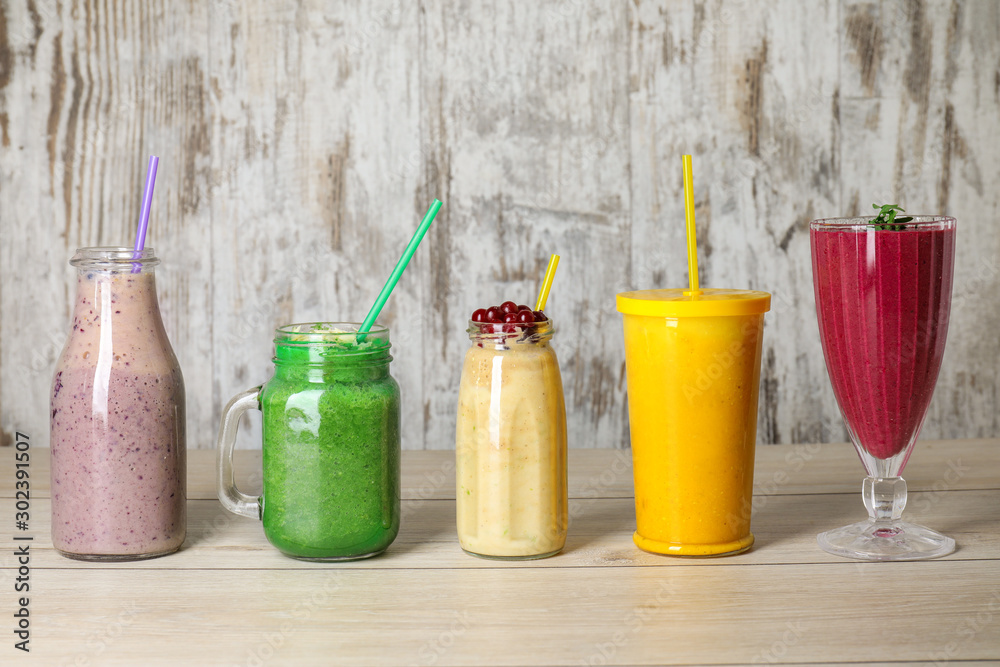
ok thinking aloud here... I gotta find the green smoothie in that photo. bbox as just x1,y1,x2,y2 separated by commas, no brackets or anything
258,324,400,560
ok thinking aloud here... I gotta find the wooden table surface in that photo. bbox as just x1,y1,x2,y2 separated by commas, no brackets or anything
1,439,998,666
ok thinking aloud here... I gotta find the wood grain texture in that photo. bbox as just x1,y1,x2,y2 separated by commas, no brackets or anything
6,562,996,666
0,443,998,665
6,437,995,500
0,1,998,449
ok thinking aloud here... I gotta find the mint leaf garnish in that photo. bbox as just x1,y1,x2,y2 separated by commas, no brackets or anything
869,203,913,231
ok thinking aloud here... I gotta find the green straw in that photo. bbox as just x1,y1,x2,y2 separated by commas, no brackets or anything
358,199,443,335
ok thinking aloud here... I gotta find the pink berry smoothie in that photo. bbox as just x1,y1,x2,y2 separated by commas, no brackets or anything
50,265,186,559
811,222,955,460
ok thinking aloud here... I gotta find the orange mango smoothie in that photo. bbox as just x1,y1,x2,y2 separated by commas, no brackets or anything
617,289,770,556
455,321,567,559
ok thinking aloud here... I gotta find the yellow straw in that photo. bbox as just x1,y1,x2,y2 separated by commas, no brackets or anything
535,254,561,311
682,155,701,297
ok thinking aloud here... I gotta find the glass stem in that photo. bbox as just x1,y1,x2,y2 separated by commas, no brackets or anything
862,476,907,523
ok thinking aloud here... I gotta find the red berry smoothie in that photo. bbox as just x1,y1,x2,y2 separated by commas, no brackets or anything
50,259,186,559
811,221,955,460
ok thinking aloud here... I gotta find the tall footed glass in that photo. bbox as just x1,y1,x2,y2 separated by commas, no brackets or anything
810,215,956,560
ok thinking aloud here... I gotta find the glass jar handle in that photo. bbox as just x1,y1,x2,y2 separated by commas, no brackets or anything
216,387,263,520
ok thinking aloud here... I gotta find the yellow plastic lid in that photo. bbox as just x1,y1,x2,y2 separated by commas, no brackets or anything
616,288,771,317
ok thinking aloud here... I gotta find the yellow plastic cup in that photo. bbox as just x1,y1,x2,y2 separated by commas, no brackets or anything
616,288,771,556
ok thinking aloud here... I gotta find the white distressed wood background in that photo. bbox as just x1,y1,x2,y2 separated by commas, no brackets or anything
1,0,997,450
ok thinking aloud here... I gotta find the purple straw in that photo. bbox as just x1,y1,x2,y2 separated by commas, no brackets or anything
132,155,159,273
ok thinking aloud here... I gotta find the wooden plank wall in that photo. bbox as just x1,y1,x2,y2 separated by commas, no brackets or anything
1,1,997,450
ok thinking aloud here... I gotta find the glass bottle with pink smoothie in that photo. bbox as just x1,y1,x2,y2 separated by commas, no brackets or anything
50,248,186,560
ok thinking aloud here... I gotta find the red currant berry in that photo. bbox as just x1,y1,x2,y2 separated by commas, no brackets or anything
532,310,547,321
485,307,503,323
503,312,518,324
500,300,519,315
471,308,487,323
516,304,530,312
517,310,535,324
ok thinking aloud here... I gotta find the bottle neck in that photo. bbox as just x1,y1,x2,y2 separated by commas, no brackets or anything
72,268,165,332
60,257,176,373
69,247,164,328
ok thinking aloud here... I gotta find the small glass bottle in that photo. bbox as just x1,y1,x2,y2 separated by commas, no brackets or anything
455,319,568,559
217,323,401,561
50,248,186,561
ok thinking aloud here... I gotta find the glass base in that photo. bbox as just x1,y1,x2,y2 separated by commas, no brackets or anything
817,519,955,561
56,546,182,562
633,531,754,557
285,548,388,562
461,548,562,561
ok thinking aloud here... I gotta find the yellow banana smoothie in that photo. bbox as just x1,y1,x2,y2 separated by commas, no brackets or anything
617,289,770,556
455,311,567,559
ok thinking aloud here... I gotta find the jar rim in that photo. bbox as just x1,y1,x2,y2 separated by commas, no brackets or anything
273,322,392,367
70,247,160,269
273,322,391,357
467,318,554,343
